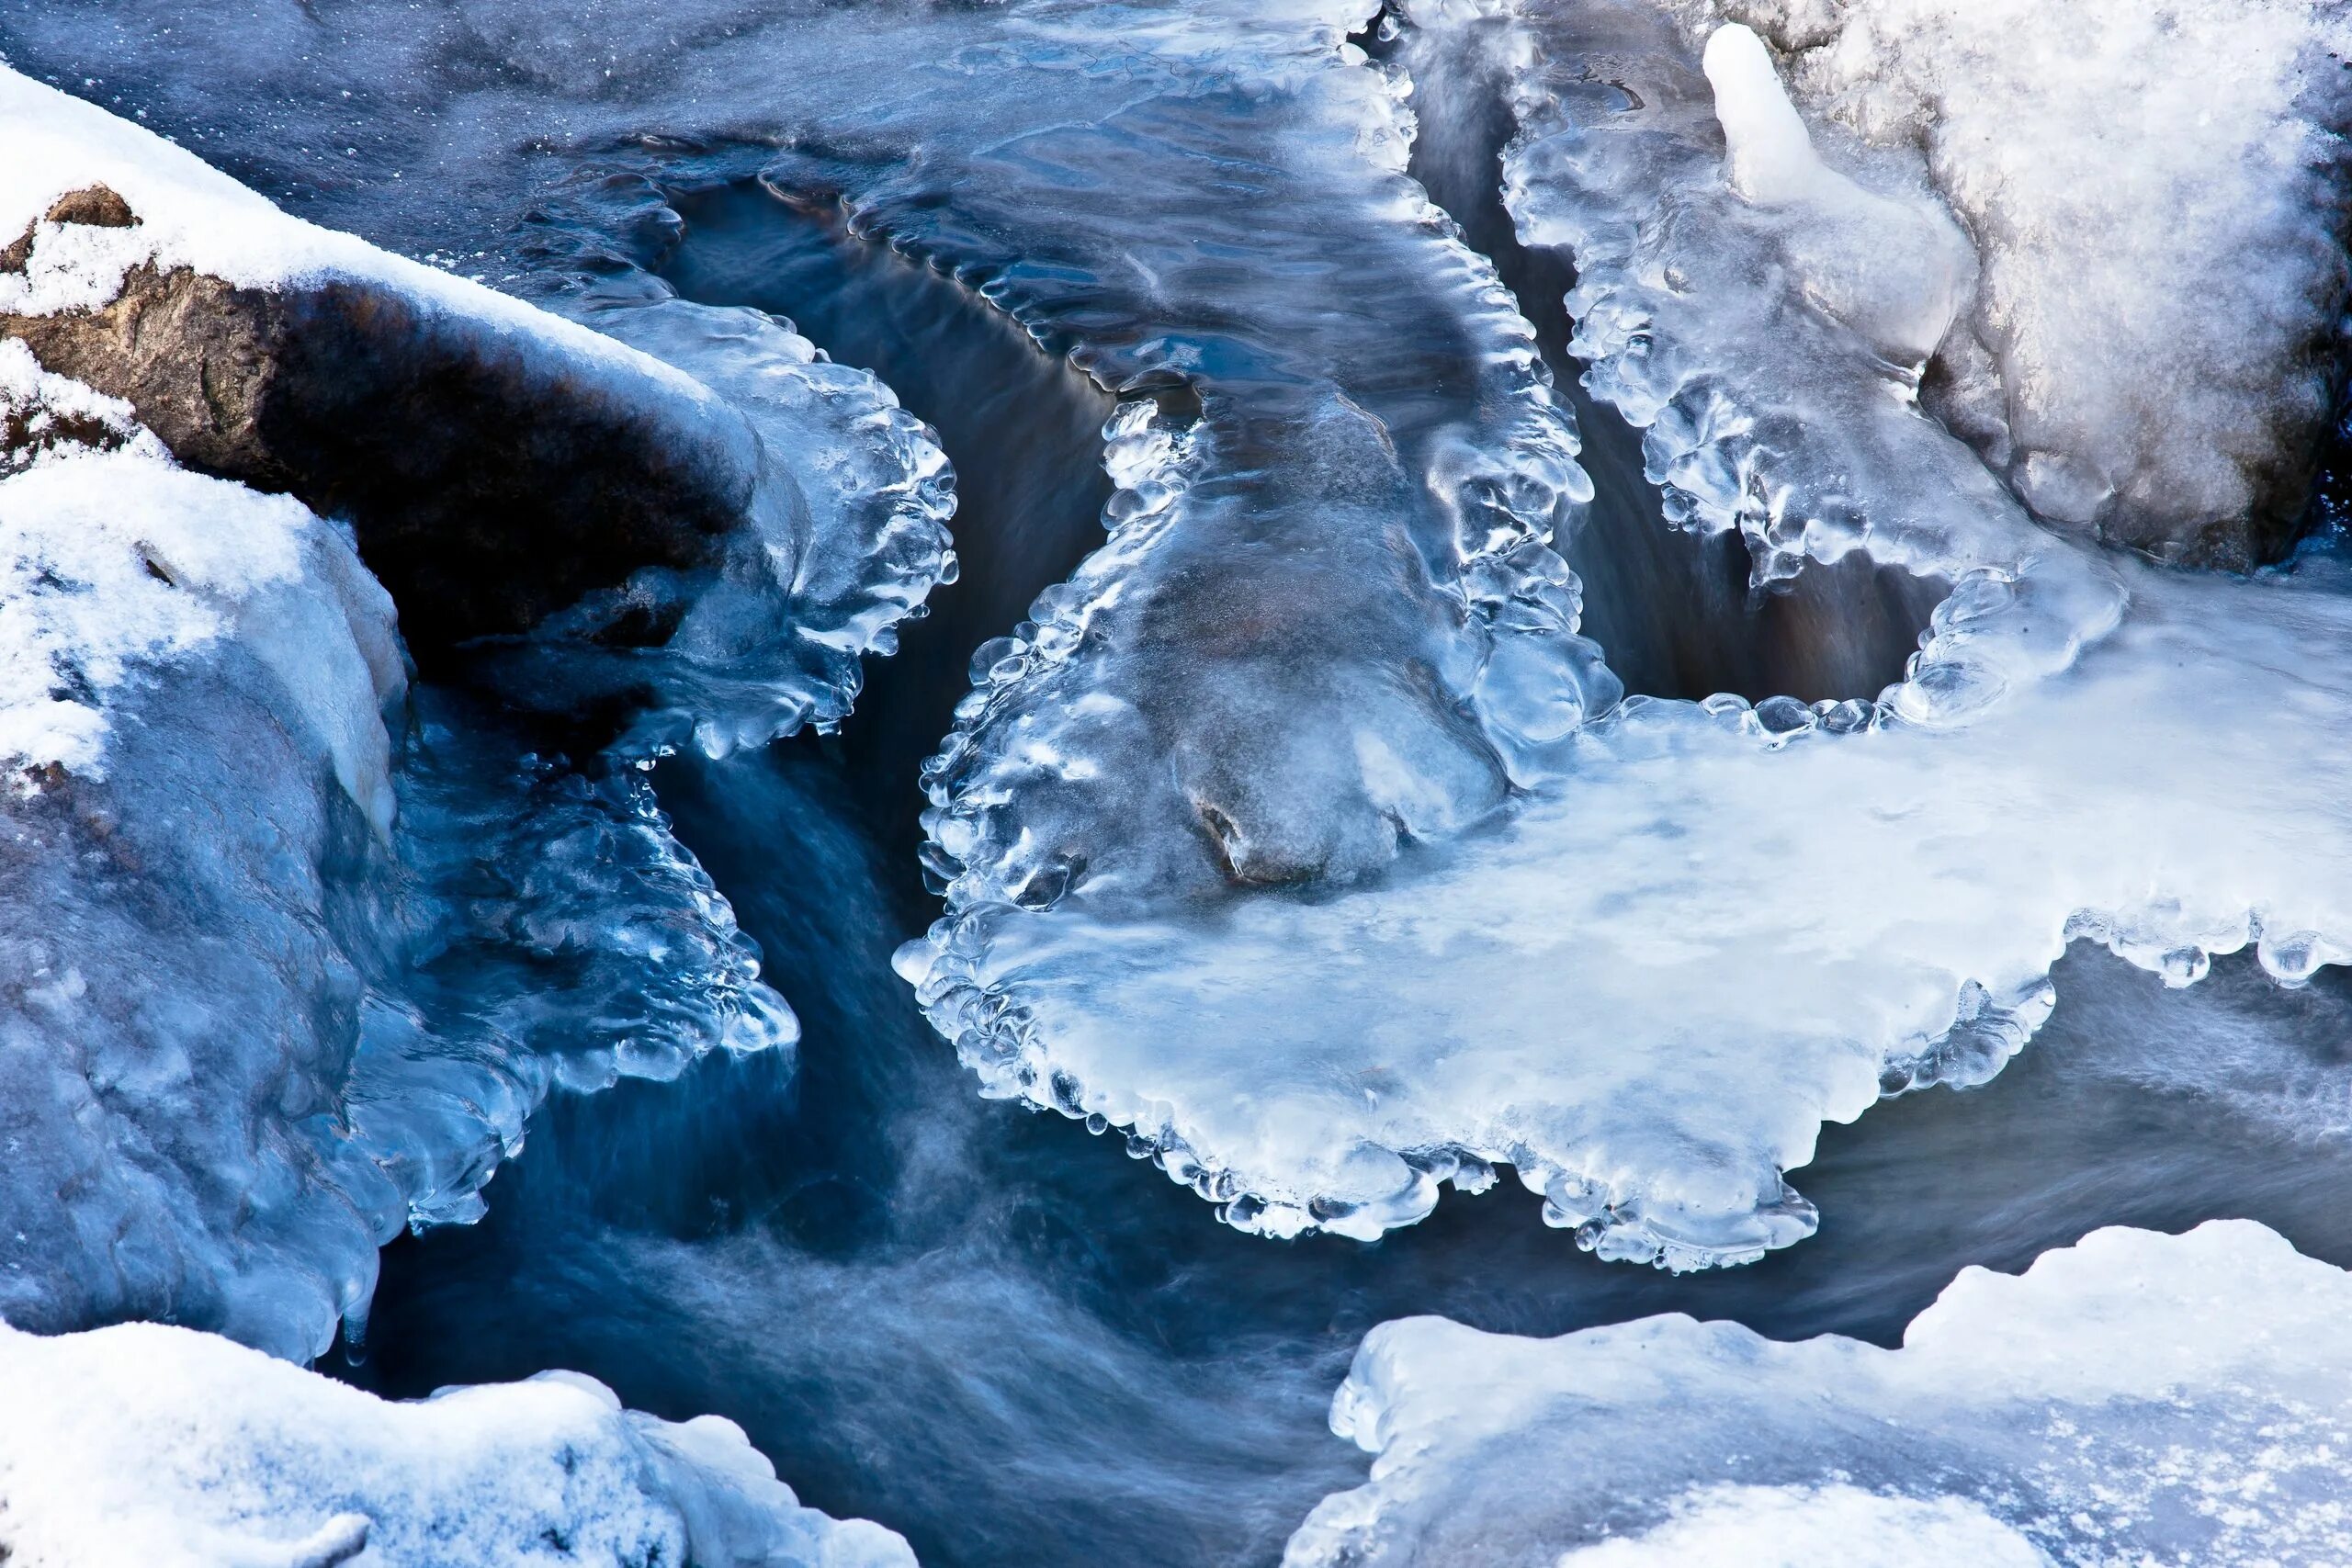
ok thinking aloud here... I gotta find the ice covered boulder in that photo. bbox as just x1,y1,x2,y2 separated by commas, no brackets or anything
1286,1221,2352,1566
0,62,954,735
0,71,948,1357
1668,0,2352,566
0,1317,916,1568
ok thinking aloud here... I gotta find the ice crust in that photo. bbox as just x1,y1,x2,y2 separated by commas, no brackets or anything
1285,1222,2352,1565
1668,0,2352,559
0,1317,915,1568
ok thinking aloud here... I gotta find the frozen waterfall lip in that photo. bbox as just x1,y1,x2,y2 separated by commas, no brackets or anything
0,63,956,695
0,1315,919,1568
1283,1219,2352,1565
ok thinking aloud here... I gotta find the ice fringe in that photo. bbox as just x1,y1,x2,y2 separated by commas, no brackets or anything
0,1316,916,1568
1284,1221,2352,1566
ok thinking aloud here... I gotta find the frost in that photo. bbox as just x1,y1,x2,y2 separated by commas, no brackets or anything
1285,1222,2352,1566
0,1317,915,1568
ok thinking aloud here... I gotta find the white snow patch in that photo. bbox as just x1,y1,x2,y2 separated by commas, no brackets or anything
1287,1221,2352,1566
0,1317,916,1568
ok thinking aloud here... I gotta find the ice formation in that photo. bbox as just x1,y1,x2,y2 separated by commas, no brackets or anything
904,3,2352,1267
1285,1221,2352,1565
8,0,2352,1280
1665,0,2352,563
0,1316,915,1568
0,70,951,1355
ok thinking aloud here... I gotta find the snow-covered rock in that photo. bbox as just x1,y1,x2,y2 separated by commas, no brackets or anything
1287,1221,2352,1566
0,1317,916,1568
0,68,945,1357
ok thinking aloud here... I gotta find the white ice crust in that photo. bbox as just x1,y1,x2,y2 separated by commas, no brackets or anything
0,1317,915,1568
1670,0,2352,547
1287,1221,2352,1566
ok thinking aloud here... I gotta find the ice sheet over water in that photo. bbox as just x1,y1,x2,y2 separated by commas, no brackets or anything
909,8,2352,1266
1285,1221,2352,1565
0,1316,914,1568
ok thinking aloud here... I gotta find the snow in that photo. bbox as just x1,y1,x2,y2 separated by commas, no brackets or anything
0,1316,915,1568
1671,0,2352,555
1286,1221,2352,1566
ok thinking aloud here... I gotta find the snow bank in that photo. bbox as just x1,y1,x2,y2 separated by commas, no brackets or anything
0,1317,915,1568
1673,0,2352,562
1286,1221,2352,1565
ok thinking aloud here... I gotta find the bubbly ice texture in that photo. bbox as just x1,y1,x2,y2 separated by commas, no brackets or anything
1285,1221,2352,1566
1666,0,2352,561
0,1316,915,1568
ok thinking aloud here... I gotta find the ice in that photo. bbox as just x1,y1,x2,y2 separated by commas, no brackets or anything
0,1316,915,1568
1473,0,2128,723
907,546,2352,1262
1662,0,2352,561
0,428,798,1356
0,0,1615,894
1285,1221,2352,1565
14,0,2352,1280
898,0,2352,1265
